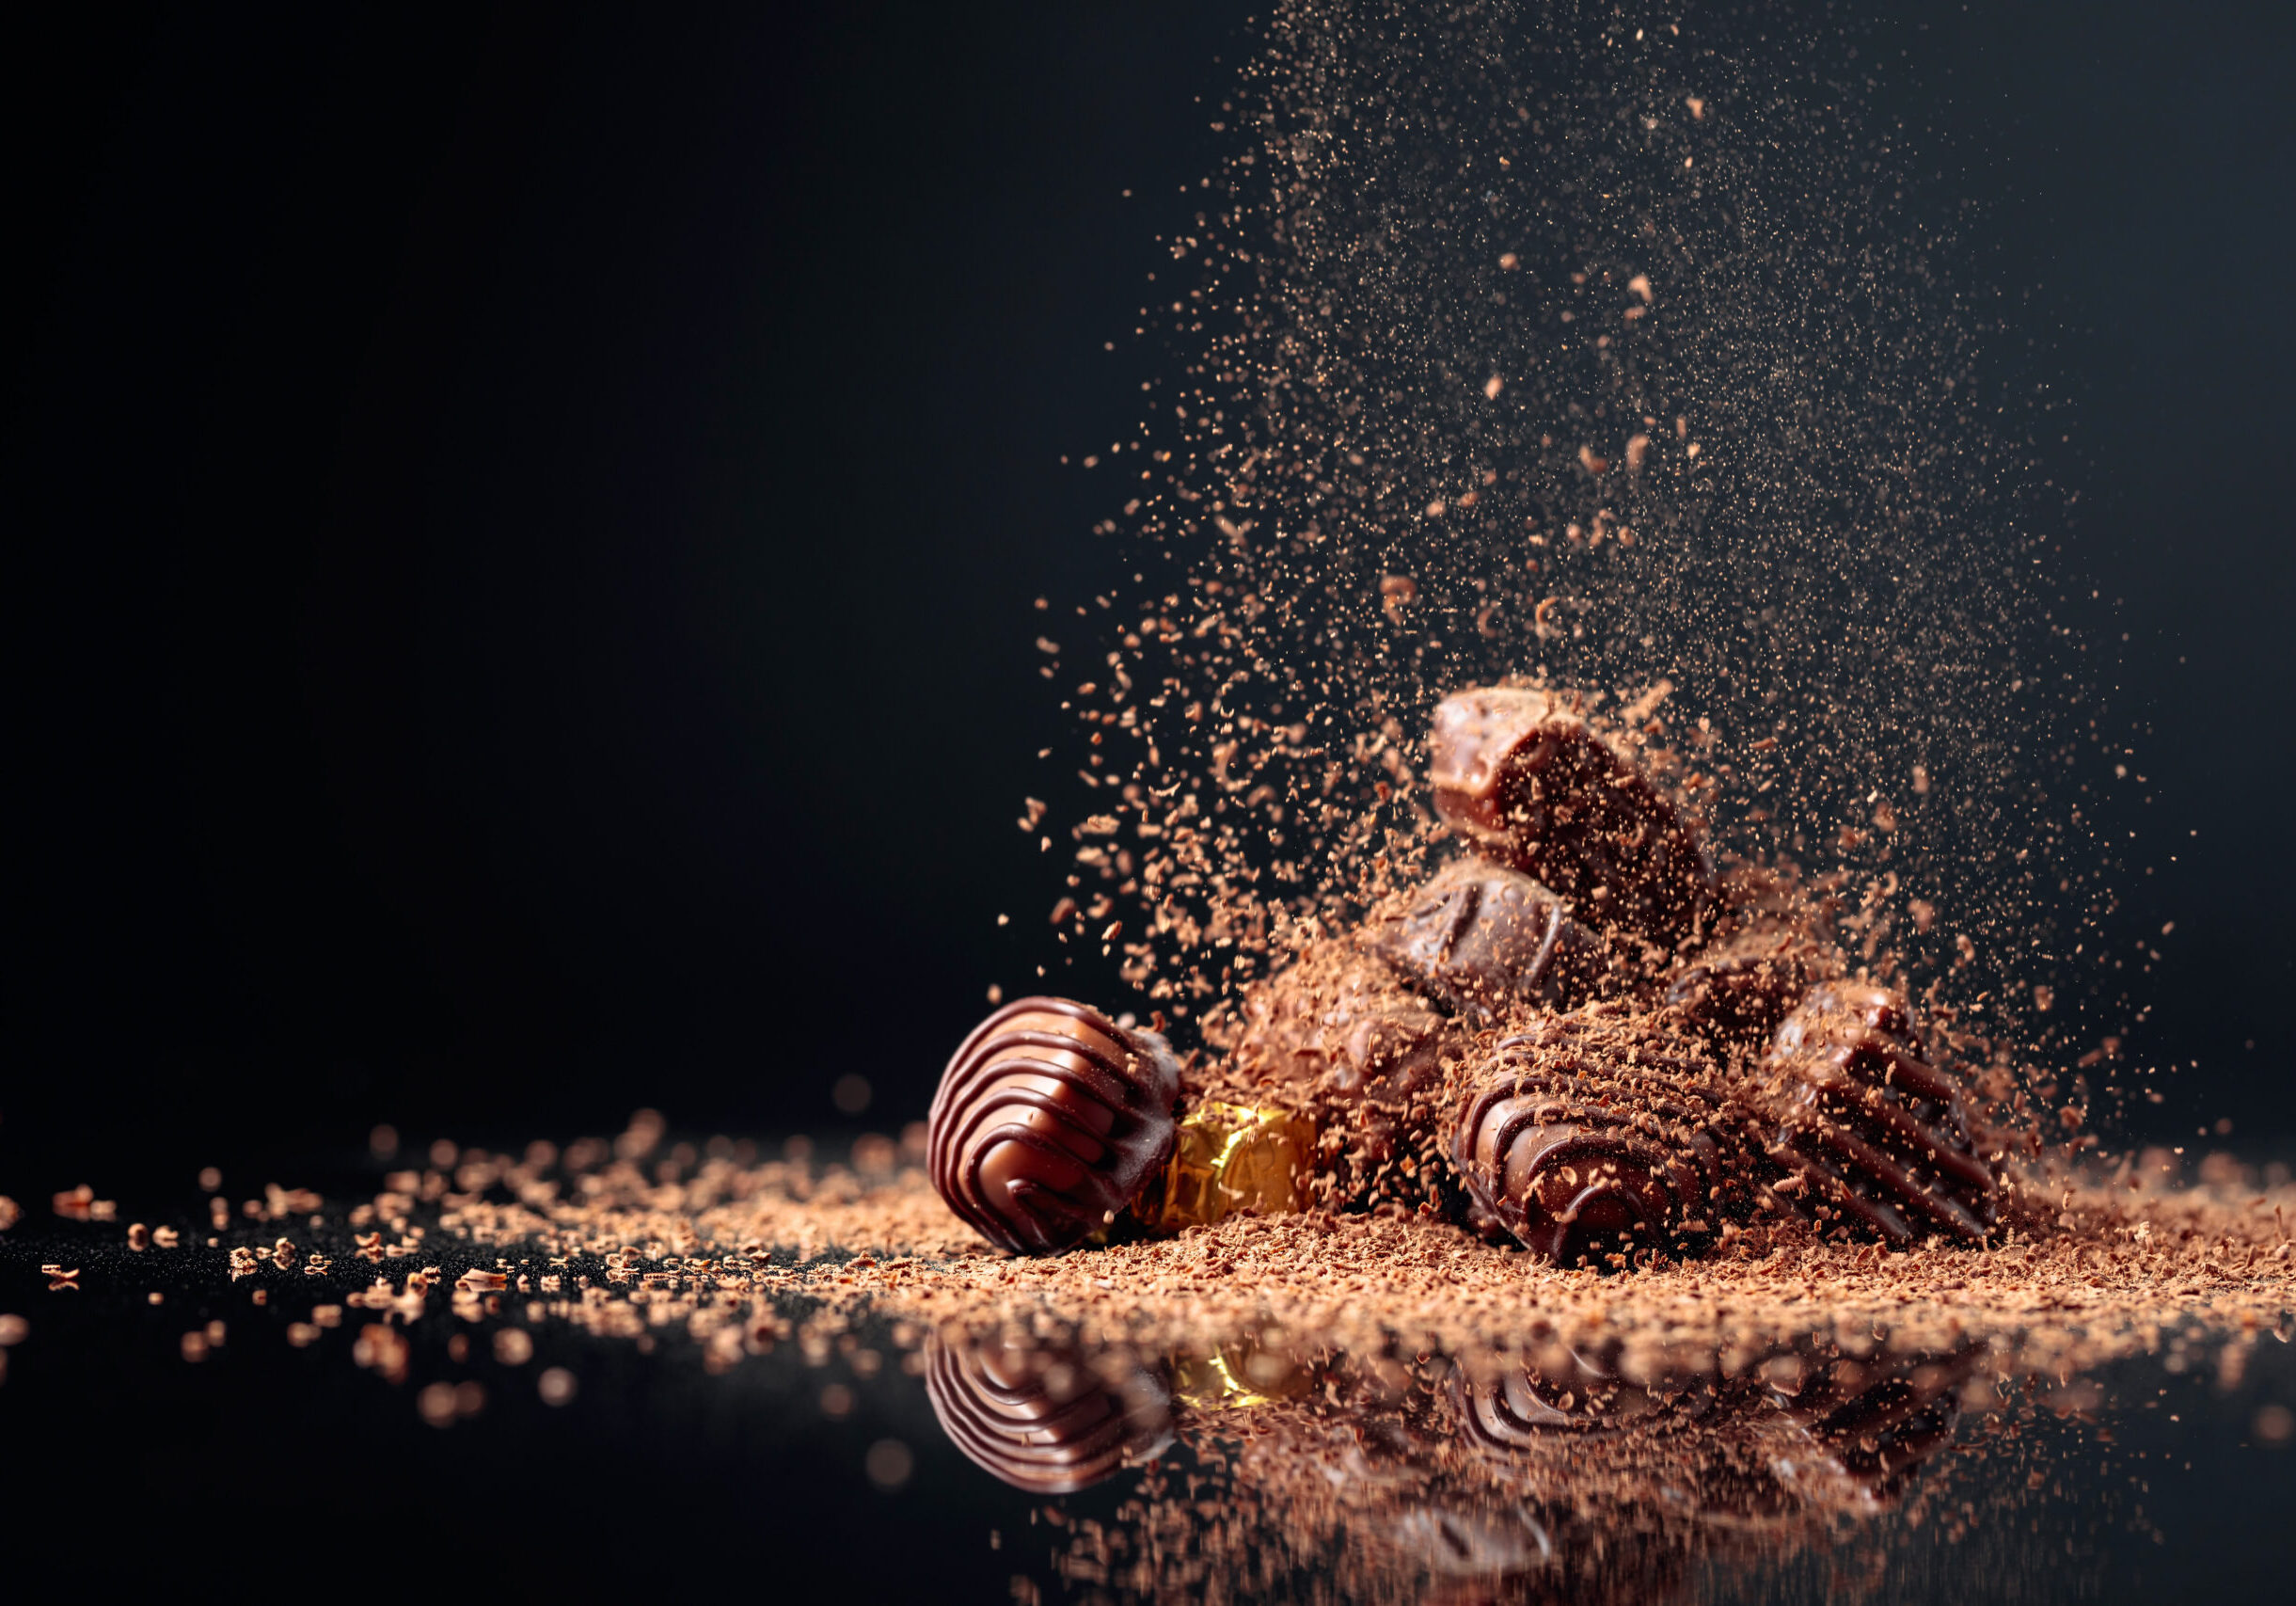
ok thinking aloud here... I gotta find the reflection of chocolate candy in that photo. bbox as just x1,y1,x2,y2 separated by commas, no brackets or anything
1361,857,1609,1025
1758,1341,1982,1506
929,996,1180,1254
925,1332,1173,1494
1449,1348,1700,1446
1450,1007,1759,1264
1756,982,1998,1247
1427,686,1710,945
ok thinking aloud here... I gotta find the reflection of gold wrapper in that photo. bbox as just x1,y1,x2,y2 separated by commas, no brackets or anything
1170,1337,1313,1411
1133,1101,1315,1234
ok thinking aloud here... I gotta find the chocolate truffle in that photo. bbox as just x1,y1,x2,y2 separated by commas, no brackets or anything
1222,945,1452,1209
1360,856,1611,1025
1666,867,1844,1045
1754,981,1999,1247
925,1331,1173,1494
929,996,1180,1254
1427,685,1711,945
1449,1005,1762,1264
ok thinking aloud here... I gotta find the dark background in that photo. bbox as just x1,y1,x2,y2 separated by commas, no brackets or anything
8,1,2294,1189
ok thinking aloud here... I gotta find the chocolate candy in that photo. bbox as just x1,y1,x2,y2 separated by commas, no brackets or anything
1449,1005,1761,1264
1225,946,1452,1209
1132,1100,1317,1233
924,1331,1174,1493
1229,949,1449,1104
1427,685,1711,945
1360,856,1610,1026
1667,869,1844,1045
929,996,1180,1254
1755,981,1998,1247
1667,922,1844,1046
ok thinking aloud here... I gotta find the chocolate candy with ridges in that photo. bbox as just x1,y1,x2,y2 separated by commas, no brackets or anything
929,996,1180,1254
1427,686,1711,945
925,1331,1173,1494
1756,981,1999,1247
1360,856,1609,1026
1450,1006,1762,1264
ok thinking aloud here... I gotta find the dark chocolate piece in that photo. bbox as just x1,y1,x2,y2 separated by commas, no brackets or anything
925,1331,1173,1494
1360,856,1609,1026
1667,923,1843,1045
1449,1005,1761,1264
1667,867,1844,1045
929,996,1180,1254
1754,981,1999,1247
1427,686,1711,945
1224,947,1451,1209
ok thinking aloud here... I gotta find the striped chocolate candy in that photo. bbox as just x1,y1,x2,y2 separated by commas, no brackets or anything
1755,981,1999,1247
928,996,1180,1254
1449,1006,1762,1264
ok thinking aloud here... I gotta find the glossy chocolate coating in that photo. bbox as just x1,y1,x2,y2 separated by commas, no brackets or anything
929,996,1180,1254
924,1331,1174,1494
1427,686,1710,945
1667,921,1843,1046
1755,981,1998,1247
1360,856,1610,1026
1226,947,1450,1207
1450,1006,1760,1264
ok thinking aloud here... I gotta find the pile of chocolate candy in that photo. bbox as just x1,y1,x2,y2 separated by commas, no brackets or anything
928,686,2002,1267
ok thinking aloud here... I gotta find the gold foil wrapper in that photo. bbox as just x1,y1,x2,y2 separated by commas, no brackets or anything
1133,1100,1315,1234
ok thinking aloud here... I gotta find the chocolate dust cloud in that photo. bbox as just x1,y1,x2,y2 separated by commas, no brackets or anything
1016,0,2121,1153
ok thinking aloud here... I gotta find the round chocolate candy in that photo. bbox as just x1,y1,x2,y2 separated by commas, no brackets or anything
928,996,1180,1255
924,1331,1173,1494
1222,945,1452,1211
1666,868,1845,1046
1449,1005,1760,1264
1666,922,1843,1047
1359,855,1611,1026
1426,685,1711,945
1755,981,1998,1247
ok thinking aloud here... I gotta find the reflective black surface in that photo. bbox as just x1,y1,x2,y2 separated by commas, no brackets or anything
5,1160,2292,1600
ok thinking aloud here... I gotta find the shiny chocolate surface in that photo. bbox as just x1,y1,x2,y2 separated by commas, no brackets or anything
928,996,1180,1254
1757,980,2001,1247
